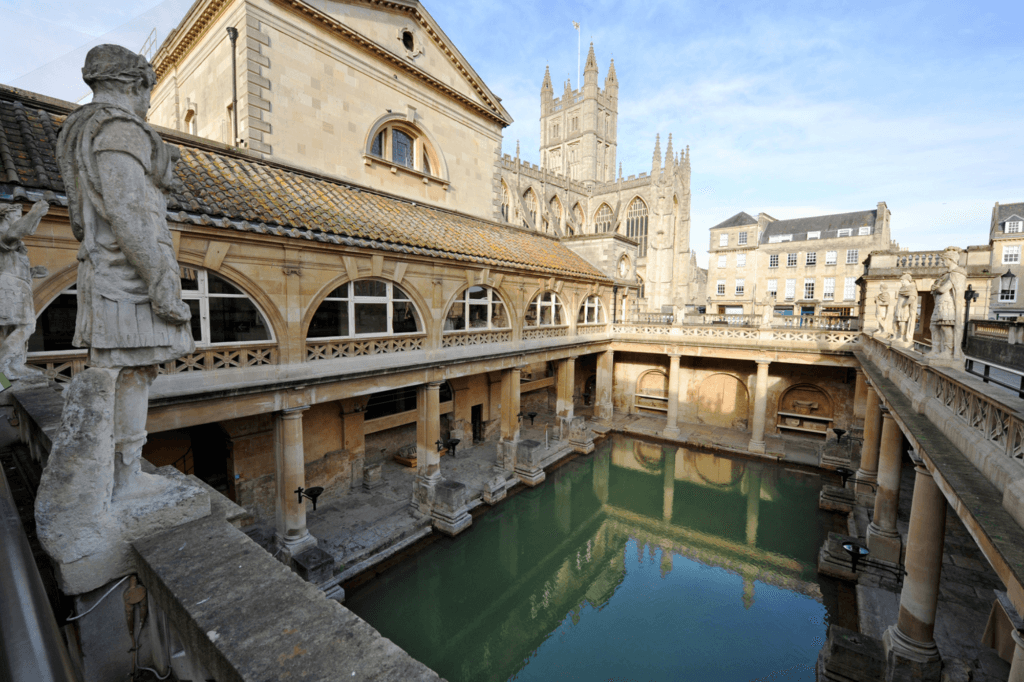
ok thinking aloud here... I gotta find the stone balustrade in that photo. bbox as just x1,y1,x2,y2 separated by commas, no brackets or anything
612,323,861,352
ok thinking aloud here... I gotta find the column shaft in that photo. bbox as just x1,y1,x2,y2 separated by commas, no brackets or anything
275,406,311,549
853,369,868,419
867,409,903,563
500,368,522,442
556,357,576,419
595,350,614,422
748,361,770,454
858,384,882,493
416,382,442,481
664,353,682,437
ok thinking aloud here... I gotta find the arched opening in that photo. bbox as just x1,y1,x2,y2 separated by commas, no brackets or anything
550,196,563,232
594,203,613,233
577,295,604,325
523,188,539,229
307,279,422,338
626,197,649,257
635,369,669,414
697,373,749,430
573,203,584,234
500,182,511,222
368,119,439,176
525,291,566,327
444,285,510,332
777,383,833,439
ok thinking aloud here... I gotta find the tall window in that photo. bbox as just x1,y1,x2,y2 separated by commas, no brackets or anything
825,250,837,265
308,280,421,338
787,253,798,267
179,268,274,345
735,279,745,296
736,253,747,267
525,292,565,326
573,204,584,231
785,279,796,300
823,277,835,300
738,232,748,245
1000,280,1017,302
846,249,859,265
369,122,436,175
719,233,728,247
767,279,778,296
550,196,563,230
626,198,649,257
717,255,727,269
594,204,613,233
844,277,857,300
500,183,510,222
716,280,726,296
806,252,816,266
769,254,779,268
804,278,815,299
444,286,509,331
1003,245,1021,264
523,189,538,228
578,296,604,324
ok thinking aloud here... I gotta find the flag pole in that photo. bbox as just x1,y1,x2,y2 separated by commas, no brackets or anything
572,21,580,88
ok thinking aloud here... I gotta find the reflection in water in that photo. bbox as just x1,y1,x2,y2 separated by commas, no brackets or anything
346,434,833,682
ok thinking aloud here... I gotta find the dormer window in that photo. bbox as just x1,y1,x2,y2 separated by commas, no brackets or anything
858,226,871,236
807,231,820,240
837,228,853,237
1006,220,1023,234
768,234,792,243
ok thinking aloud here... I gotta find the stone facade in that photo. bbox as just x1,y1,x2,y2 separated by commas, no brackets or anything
988,201,1024,319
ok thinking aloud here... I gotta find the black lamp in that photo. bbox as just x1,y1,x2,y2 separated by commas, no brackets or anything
833,428,846,443
841,541,870,574
963,284,980,351
294,486,324,511
527,411,538,426
447,438,461,458
1001,269,1016,297
835,467,855,488
517,411,524,424
435,439,445,452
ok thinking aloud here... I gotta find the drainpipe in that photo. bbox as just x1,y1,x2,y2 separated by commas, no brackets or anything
226,26,239,147
612,285,618,324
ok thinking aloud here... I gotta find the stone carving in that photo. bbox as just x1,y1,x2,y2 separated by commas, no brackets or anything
759,291,776,329
37,45,208,595
892,272,918,347
928,247,967,362
874,283,892,337
0,200,49,378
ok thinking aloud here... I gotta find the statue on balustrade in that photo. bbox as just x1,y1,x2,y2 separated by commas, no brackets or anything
759,290,776,329
874,283,892,337
892,272,918,347
0,199,49,379
37,45,207,596
928,247,967,362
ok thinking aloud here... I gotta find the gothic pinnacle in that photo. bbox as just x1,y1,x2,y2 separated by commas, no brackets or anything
585,41,598,72
542,64,552,91
665,133,674,171
652,134,661,174
606,58,617,83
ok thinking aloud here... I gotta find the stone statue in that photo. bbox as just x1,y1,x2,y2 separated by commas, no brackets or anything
37,45,208,596
928,247,967,361
874,283,892,337
759,291,776,329
0,200,49,378
892,272,918,346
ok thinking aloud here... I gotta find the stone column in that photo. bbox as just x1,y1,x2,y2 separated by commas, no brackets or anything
664,352,682,438
498,367,523,472
853,369,868,419
556,356,576,419
883,459,947,678
857,384,882,495
866,408,903,564
748,360,771,454
342,401,366,490
413,381,443,515
595,349,614,423
274,406,316,557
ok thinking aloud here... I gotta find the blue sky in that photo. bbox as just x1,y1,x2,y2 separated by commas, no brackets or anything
2,0,1021,266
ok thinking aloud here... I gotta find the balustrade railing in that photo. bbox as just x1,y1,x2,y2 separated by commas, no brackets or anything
306,335,425,361
576,324,610,335
441,329,512,348
896,251,944,269
522,327,569,341
630,312,675,325
776,315,859,331
682,314,757,327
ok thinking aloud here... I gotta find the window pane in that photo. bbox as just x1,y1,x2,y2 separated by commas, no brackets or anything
27,292,78,352
308,300,349,338
539,303,552,325
490,302,508,328
326,283,349,299
392,301,420,334
354,302,388,334
577,304,586,324
392,129,414,169
180,267,200,291
393,285,410,300
445,301,465,331
553,302,564,325
468,286,487,300
208,272,244,295
187,299,202,342
354,280,387,297
371,131,384,157
209,296,271,343
422,151,431,175
467,303,489,328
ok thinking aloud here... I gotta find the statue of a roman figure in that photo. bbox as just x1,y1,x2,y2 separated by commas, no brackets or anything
759,290,776,329
892,272,918,346
928,248,967,361
874,283,892,337
0,200,49,378
55,44,194,497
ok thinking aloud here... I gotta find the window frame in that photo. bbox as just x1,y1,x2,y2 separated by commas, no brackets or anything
837,228,853,238
718,233,729,247
307,279,423,340
366,120,441,179
825,250,838,266
823,277,835,300
577,295,605,325
806,252,817,266
594,204,613,233
858,226,872,236
769,254,779,269
736,253,747,268
1000,281,1018,302
844,277,857,301
784,279,796,300
738,232,748,245
1006,220,1023,234
443,285,511,333
716,280,726,296
846,249,860,265
179,267,274,347
807,231,820,240
525,291,567,327
766,279,778,296
735,279,745,296
626,198,649,257
717,255,727,269
1003,245,1021,265
787,253,798,268
803,278,815,299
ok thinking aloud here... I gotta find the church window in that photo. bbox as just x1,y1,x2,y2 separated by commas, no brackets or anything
594,204,613,233
626,198,649,257
366,121,438,176
444,286,509,332
578,296,604,324
1006,220,1023,234
785,279,796,300
806,252,816,266
719,233,728,247
523,189,539,228
844,277,857,300
525,292,566,326
769,254,779,268
1004,245,1021,264
573,203,584,230
717,255,727,269
846,249,860,265
716,280,726,296
787,253,797,267
500,183,511,221
550,196,564,228
552,123,560,139
823,277,835,300
825,250,837,265
804,278,815,299
308,280,421,338
738,232,747,245
735,279,745,296
736,253,746,267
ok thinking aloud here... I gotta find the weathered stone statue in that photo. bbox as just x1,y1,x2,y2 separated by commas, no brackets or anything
36,45,208,595
928,247,967,362
0,200,49,378
874,283,892,337
759,291,776,329
892,272,918,347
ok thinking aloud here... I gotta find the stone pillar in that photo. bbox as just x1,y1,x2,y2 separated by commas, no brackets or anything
857,383,882,495
748,360,770,454
498,367,523,471
274,406,316,557
663,446,676,522
664,353,682,438
413,382,443,515
866,408,903,564
556,356,576,419
595,349,614,423
853,369,868,419
342,401,366,490
883,460,947,680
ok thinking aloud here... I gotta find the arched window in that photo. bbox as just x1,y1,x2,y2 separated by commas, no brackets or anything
28,285,78,352
444,286,510,331
500,183,511,222
525,291,565,327
577,295,604,324
573,203,584,231
523,188,538,228
184,108,197,136
368,121,437,176
308,280,421,338
594,204,612,233
626,197,649,257
550,196,563,228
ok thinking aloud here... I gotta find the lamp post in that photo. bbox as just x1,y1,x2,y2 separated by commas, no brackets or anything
1000,268,1016,306
226,27,239,147
962,284,979,352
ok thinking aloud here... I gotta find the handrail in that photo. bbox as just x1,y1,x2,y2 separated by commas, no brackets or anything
0,463,78,682
172,446,194,476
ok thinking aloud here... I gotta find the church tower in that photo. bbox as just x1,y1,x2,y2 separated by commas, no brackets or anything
539,43,618,184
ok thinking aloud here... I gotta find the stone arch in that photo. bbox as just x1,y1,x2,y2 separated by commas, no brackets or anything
301,273,431,341
778,383,833,420
636,369,668,397
363,112,448,180
441,283,515,332
594,203,613,233
697,372,750,430
522,187,539,229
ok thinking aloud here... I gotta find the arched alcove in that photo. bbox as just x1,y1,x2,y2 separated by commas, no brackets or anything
777,383,833,438
697,373,749,430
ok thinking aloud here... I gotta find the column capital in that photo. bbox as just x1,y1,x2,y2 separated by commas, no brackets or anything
755,358,771,367
280,405,310,418
425,380,445,389
668,351,683,359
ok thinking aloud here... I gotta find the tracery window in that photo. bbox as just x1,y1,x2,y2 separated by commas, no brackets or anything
500,183,511,222
525,292,566,326
523,188,539,228
444,286,509,331
573,203,584,231
594,204,613,233
577,295,604,324
625,198,649,257
550,196,563,230
307,280,421,338
368,121,437,176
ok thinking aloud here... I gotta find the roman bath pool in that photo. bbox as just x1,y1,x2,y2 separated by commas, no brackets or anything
346,434,843,681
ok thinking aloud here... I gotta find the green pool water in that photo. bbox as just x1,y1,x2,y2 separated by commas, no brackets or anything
346,434,838,681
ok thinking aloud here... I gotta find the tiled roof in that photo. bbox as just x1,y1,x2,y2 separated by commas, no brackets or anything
710,212,756,230
760,209,877,244
0,91,606,281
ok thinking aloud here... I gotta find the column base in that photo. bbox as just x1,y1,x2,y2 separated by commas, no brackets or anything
430,480,472,536
664,426,681,438
413,472,441,515
274,531,318,563
856,469,878,493
595,403,613,423
748,439,766,454
883,625,942,682
817,625,885,682
867,522,903,564
515,466,546,487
